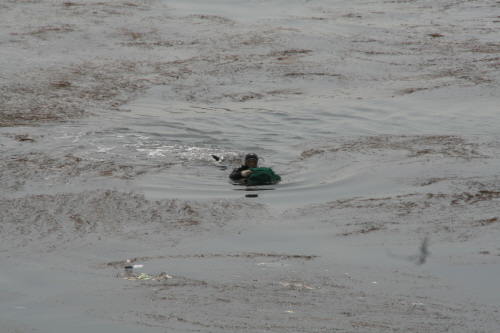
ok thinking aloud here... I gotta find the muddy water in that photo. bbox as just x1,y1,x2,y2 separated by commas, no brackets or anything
2,0,500,332
3,91,500,333
125,89,500,205
6,88,498,205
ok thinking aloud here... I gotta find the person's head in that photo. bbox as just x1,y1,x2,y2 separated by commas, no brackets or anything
244,153,258,168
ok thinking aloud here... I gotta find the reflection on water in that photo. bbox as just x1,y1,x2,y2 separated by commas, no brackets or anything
232,187,276,191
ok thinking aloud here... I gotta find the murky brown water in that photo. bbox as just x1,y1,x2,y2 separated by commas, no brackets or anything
1,1,500,332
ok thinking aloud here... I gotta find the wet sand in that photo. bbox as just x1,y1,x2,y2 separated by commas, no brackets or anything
1,1,500,332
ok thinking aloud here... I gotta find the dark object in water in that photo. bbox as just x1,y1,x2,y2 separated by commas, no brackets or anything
212,154,220,161
124,260,134,276
387,237,430,265
245,194,258,198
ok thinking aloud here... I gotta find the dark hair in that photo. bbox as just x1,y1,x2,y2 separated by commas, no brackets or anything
244,153,258,166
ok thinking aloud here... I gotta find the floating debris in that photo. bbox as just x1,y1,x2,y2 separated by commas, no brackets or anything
124,259,134,276
387,237,430,265
280,282,314,290
124,272,172,281
257,262,291,267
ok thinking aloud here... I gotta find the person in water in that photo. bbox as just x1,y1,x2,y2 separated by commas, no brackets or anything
229,153,259,181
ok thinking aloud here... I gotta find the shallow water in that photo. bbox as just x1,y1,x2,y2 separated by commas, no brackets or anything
2,0,500,332
7,84,497,206
4,0,499,204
